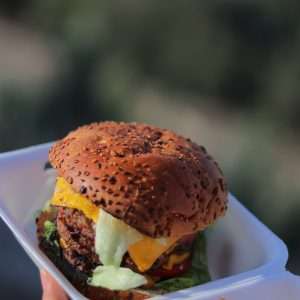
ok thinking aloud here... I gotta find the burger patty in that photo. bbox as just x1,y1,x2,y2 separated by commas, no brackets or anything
56,206,195,276
37,210,151,299
56,206,99,272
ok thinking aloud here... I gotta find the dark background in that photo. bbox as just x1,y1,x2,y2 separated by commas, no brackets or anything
0,1,300,298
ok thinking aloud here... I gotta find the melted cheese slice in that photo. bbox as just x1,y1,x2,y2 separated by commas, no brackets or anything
162,252,190,270
50,177,99,222
50,177,181,271
128,237,178,272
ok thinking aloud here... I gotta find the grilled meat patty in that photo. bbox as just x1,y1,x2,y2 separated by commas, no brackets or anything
36,210,150,300
54,206,194,276
56,206,99,272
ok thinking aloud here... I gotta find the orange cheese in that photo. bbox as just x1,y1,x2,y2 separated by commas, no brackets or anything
128,236,179,272
162,252,190,270
50,177,181,271
59,238,68,249
50,177,99,222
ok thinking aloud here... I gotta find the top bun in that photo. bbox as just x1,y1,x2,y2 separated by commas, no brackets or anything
49,121,228,238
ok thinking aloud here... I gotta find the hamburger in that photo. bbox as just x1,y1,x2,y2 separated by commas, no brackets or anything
36,121,228,300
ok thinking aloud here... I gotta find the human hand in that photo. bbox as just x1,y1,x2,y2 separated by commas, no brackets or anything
40,270,69,300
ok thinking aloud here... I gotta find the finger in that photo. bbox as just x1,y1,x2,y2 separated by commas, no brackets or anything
40,270,68,300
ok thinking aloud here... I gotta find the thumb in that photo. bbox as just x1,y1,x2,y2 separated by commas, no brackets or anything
40,270,68,300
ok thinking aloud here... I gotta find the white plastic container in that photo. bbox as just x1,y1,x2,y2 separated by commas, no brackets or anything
0,143,299,300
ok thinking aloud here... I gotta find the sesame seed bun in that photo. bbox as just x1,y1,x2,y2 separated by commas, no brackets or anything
49,121,228,238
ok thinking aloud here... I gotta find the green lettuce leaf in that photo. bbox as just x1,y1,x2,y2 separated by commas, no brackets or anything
95,208,143,267
90,209,147,290
154,232,211,293
43,220,60,250
43,220,56,242
88,265,147,291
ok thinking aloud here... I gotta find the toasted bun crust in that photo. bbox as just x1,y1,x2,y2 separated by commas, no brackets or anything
49,121,228,237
